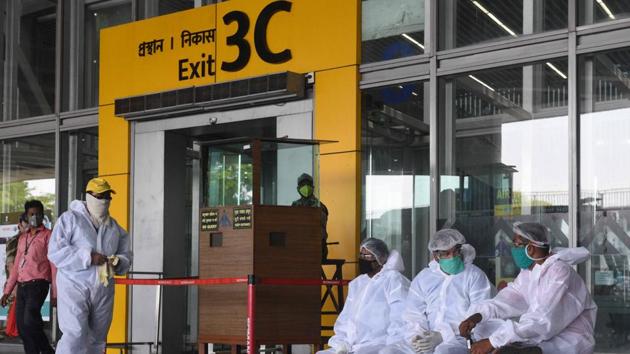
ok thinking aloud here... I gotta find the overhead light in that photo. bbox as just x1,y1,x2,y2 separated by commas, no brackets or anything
546,62,567,79
596,0,616,20
468,75,495,92
401,33,425,50
411,91,418,96
398,85,404,89
472,1,517,37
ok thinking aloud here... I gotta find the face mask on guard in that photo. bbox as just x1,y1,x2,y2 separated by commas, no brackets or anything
298,185,314,198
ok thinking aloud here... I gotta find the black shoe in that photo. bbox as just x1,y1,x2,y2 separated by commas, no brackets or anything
495,345,543,354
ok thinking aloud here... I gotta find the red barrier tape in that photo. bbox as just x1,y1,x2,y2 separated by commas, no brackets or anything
259,278,350,286
114,277,247,286
114,277,348,286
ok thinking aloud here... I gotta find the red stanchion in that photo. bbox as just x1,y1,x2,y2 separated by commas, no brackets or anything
114,275,347,353
247,275,256,354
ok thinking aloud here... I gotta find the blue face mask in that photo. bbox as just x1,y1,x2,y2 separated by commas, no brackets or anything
511,246,534,269
439,255,465,275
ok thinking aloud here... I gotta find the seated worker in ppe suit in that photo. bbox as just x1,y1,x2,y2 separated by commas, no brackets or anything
48,178,132,354
460,222,597,354
380,229,493,354
318,238,410,354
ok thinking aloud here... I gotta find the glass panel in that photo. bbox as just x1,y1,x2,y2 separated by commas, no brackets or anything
1,1,57,120
260,142,317,206
579,48,630,353
0,134,56,221
159,0,194,15
203,143,254,207
0,134,55,321
59,128,98,212
202,141,319,207
439,0,567,50
81,1,132,109
362,0,425,63
362,81,429,278
579,0,630,25
438,60,569,285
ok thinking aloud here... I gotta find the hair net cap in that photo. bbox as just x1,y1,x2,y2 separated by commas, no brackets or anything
513,222,549,246
428,228,467,252
360,237,390,265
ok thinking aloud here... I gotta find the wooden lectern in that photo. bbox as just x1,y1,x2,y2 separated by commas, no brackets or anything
197,138,323,349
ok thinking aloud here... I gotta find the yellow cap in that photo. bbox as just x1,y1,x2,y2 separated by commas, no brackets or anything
86,177,116,195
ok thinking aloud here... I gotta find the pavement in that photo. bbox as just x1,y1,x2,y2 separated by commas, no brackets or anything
0,338,24,354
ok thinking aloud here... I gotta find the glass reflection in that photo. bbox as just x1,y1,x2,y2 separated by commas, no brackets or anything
579,0,630,25
362,0,425,63
439,60,569,284
439,0,567,50
362,82,430,278
579,48,630,353
0,134,56,221
82,1,132,108
1,0,57,120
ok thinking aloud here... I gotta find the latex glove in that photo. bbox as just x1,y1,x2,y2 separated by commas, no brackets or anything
335,343,349,354
410,334,424,353
98,256,120,286
417,331,442,353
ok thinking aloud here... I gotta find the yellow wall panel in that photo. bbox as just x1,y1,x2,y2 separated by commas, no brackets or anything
99,0,361,346
215,0,359,82
99,6,217,104
315,67,360,155
96,173,130,352
98,105,129,176
319,152,360,275
99,0,359,105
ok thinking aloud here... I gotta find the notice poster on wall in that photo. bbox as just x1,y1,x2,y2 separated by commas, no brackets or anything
0,224,50,321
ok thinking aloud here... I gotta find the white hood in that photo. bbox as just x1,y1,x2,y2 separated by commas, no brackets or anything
69,199,112,227
382,250,405,273
551,247,591,265
461,244,476,264
69,199,91,217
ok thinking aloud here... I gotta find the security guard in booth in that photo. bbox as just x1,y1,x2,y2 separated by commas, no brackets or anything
292,173,329,262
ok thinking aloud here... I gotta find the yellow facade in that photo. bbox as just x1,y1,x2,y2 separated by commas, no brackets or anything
99,0,360,348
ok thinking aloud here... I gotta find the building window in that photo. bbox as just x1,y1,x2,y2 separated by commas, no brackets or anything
1,0,57,120
578,48,630,352
439,0,568,50
81,0,132,109
579,0,630,25
362,81,430,277
159,0,195,15
438,59,569,284
59,128,98,212
0,134,56,222
362,0,425,63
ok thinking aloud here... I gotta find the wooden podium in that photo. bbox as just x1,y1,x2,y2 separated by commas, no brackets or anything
197,138,323,349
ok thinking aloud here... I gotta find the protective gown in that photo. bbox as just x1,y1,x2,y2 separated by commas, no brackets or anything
48,200,131,354
319,250,410,354
467,247,597,354
381,245,493,354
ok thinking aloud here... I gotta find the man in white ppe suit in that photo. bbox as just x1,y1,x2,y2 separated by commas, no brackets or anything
460,222,597,354
380,229,493,354
48,178,132,354
318,238,410,354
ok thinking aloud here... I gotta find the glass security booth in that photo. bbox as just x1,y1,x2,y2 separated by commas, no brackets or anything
197,138,324,349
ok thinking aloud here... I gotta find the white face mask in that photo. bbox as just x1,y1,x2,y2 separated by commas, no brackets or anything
86,193,111,225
